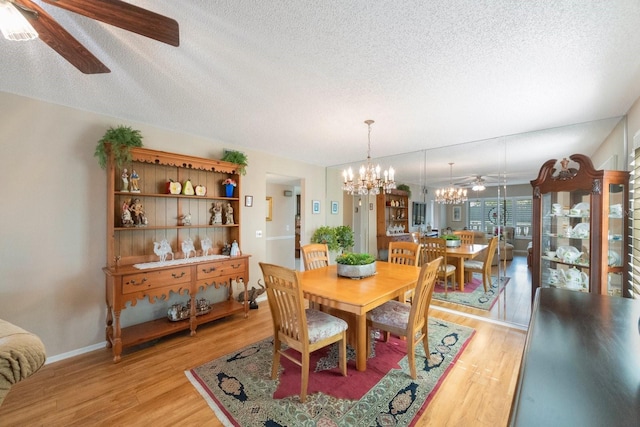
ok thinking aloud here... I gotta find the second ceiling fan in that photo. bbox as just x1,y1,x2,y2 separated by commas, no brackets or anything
10,0,179,74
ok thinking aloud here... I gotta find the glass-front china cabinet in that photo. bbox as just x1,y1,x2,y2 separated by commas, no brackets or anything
530,154,629,301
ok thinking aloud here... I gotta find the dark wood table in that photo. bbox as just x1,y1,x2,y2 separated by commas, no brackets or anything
509,288,640,427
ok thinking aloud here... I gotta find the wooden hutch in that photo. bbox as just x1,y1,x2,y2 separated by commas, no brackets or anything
376,189,411,258
103,145,249,362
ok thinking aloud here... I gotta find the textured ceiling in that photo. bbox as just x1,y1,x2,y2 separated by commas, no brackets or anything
2,1,640,185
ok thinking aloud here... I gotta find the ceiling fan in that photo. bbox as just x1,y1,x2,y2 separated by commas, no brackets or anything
6,0,179,74
453,174,499,191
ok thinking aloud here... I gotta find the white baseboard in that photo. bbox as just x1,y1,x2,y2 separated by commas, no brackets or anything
45,341,107,365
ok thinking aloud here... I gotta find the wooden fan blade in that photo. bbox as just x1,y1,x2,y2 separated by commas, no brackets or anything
15,0,110,74
42,0,179,46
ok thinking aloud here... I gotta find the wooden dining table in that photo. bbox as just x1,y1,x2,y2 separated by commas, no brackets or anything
298,262,420,371
445,244,488,291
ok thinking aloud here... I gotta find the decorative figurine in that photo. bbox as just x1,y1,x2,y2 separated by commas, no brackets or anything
129,198,148,226
130,169,140,192
121,168,129,192
153,239,173,263
121,199,134,227
181,238,196,259
236,279,265,310
210,202,223,224
230,240,240,256
225,203,234,225
201,237,212,256
180,212,192,226
221,242,231,256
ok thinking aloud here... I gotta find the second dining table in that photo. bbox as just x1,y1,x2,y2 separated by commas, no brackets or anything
445,243,488,291
299,262,420,371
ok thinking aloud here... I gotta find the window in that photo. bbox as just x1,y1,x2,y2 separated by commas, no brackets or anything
630,148,639,298
467,196,532,237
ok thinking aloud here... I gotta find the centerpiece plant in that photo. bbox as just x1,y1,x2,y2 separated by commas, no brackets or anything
335,252,375,265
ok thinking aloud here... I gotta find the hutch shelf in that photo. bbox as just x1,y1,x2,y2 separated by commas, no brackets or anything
376,189,411,258
103,145,250,363
530,154,629,301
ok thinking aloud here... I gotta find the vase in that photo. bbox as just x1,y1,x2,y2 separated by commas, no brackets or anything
225,184,234,197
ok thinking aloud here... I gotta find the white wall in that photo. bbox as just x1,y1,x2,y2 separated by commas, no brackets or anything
0,91,326,359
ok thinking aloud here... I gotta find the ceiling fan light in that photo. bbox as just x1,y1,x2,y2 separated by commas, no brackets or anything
0,1,38,41
472,183,486,191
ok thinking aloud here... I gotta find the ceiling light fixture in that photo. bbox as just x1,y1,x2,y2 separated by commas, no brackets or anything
0,0,38,41
342,120,396,195
471,179,486,192
436,163,468,204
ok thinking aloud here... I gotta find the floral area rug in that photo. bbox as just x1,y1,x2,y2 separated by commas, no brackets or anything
186,318,474,426
432,275,510,310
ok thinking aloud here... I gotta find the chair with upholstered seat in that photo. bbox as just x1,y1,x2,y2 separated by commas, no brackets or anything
421,237,457,293
453,230,475,245
463,236,499,292
259,262,348,403
366,257,442,379
300,243,330,271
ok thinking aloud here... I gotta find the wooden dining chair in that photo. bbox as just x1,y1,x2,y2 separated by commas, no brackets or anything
463,236,499,292
388,241,421,303
366,257,442,379
259,262,348,403
453,230,475,245
388,241,421,266
421,237,457,293
300,243,329,271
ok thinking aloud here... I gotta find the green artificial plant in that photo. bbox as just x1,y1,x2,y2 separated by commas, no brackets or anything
221,149,248,175
442,234,461,241
95,125,144,169
335,252,376,265
310,226,338,251
396,183,411,197
311,225,354,253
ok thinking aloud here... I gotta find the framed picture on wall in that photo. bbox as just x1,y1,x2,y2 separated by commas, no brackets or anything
312,200,320,214
453,206,462,222
331,201,338,215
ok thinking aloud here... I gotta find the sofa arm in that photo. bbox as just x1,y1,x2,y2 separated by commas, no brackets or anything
0,320,46,406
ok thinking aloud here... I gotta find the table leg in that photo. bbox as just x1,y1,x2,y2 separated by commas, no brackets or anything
456,258,465,291
356,313,367,371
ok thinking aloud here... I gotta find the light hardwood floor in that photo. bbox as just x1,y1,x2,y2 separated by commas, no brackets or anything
432,255,533,327
0,302,527,426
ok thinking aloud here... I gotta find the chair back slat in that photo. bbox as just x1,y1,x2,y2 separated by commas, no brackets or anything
260,262,308,343
388,241,420,266
301,243,329,270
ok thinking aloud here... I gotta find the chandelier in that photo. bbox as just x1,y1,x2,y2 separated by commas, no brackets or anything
342,120,396,196
436,163,467,204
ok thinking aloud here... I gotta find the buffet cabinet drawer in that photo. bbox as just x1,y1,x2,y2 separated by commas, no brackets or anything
197,259,246,281
121,267,192,294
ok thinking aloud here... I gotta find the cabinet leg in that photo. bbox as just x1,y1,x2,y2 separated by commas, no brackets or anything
112,310,122,363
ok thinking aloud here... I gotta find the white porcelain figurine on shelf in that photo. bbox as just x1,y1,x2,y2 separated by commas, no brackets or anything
230,240,240,256
201,237,212,256
130,169,140,192
121,168,129,192
182,238,196,259
153,239,173,263
225,203,234,225
210,202,223,224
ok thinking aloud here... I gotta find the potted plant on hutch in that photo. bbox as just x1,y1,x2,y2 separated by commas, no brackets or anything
94,125,144,169
221,149,248,175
